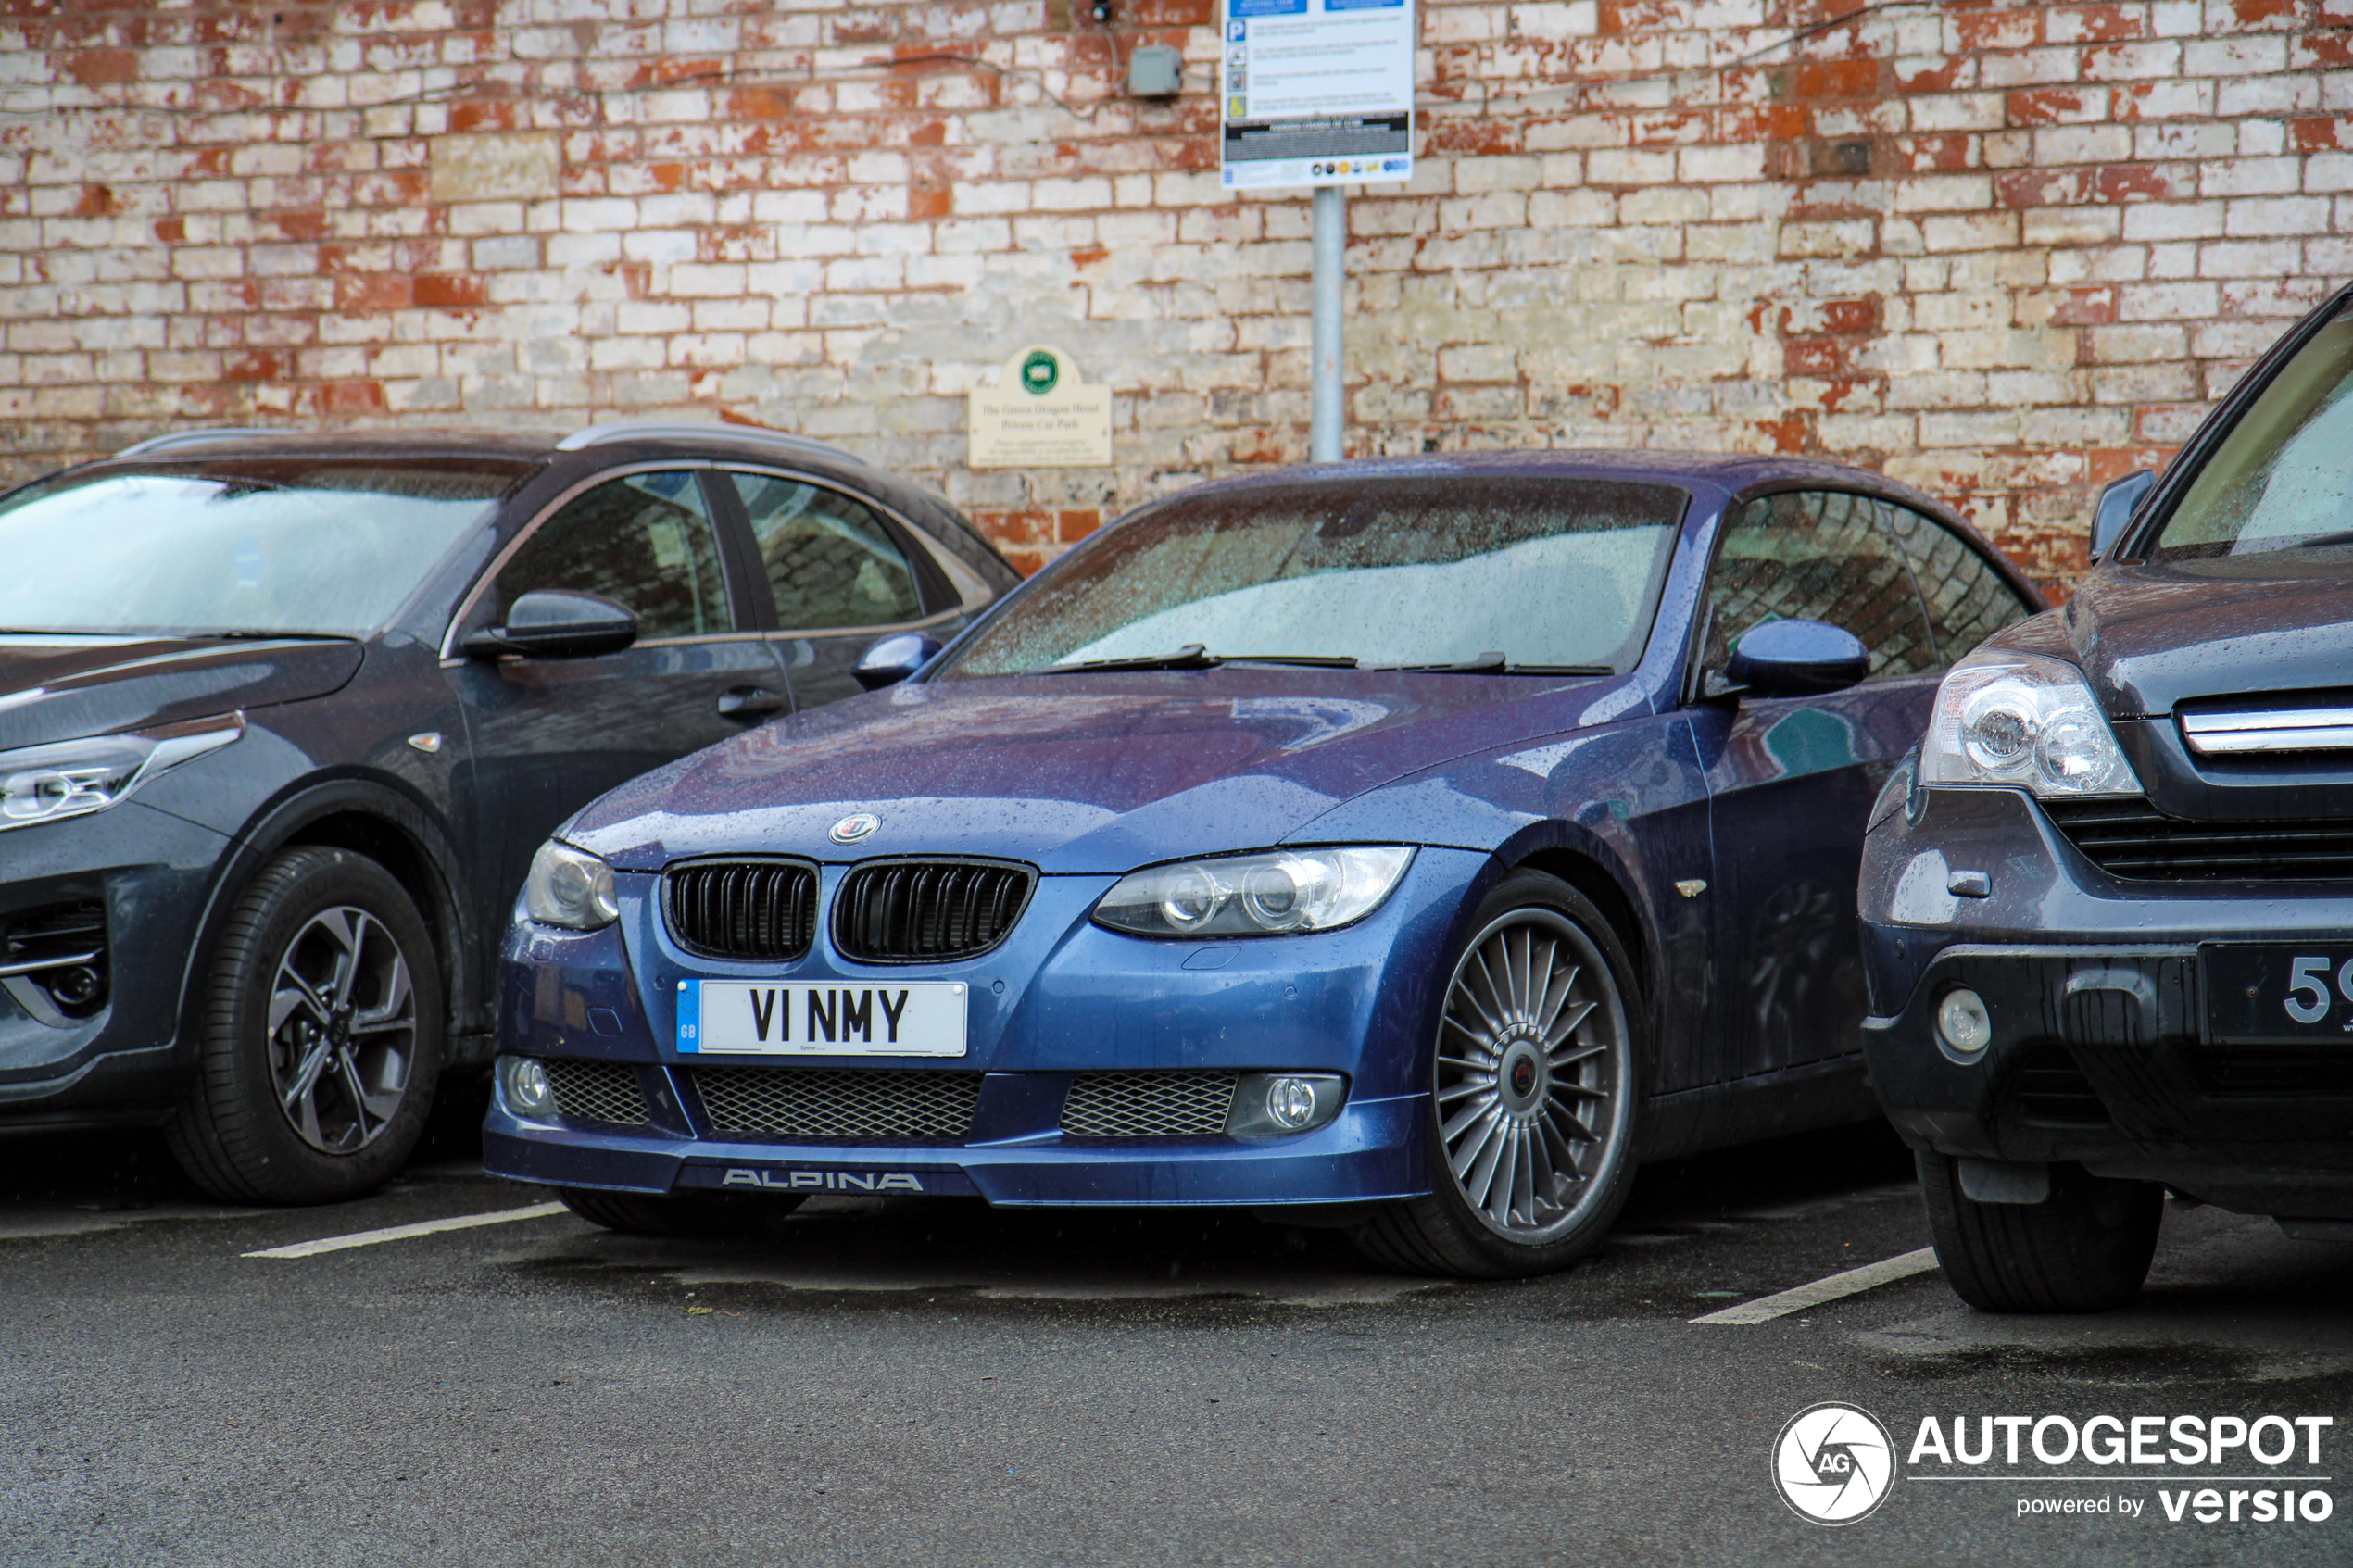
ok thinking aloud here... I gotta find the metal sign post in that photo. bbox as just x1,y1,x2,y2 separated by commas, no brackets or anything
1312,185,1345,462
1220,0,1416,464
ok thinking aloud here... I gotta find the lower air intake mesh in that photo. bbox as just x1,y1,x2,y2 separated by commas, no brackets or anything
543,1058,653,1126
690,1068,980,1141
1061,1071,1239,1138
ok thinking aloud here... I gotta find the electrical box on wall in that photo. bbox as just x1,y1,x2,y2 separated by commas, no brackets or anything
1126,46,1183,98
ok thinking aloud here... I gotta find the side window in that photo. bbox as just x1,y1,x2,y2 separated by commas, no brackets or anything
730,473,925,631
1703,491,1939,683
1873,500,2035,665
488,470,732,640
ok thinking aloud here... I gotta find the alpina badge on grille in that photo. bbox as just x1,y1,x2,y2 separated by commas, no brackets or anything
675,979,967,1057
830,812,882,845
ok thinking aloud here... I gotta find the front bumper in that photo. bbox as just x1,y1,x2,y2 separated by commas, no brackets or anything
483,847,1489,1207
0,801,233,1125
1860,786,2353,1217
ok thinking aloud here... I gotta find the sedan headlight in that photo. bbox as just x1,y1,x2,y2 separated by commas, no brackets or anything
1093,847,1415,938
0,715,244,831
524,839,620,929
1920,652,2141,797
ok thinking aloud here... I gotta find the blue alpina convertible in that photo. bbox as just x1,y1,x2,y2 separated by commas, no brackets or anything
485,454,2041,1275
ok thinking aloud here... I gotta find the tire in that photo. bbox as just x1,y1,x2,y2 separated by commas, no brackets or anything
559,1186,799,1237
1918,1151,2160,1312
1351,870,1643,1278
165,847,444,1204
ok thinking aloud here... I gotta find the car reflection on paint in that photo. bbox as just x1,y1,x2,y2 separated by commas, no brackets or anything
489,453,2042,1276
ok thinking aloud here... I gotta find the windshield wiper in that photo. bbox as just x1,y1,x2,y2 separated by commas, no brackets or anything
1373,653,1614,676
2283,529,2353,550
1220,654,1359,669
198,630,357,642
1038,644,1223,673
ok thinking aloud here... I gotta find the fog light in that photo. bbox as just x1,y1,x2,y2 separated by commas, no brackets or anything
1226,1072,1346,1137
1265,1075,1318,1130
1936,988,1992,1057
498,1055,556,1118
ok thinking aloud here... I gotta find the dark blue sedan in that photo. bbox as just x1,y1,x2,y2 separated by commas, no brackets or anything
484,453,2043,1275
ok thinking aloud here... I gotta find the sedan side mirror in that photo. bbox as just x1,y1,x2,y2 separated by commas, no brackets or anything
2091,469,2156,561
853,632,942,691
462,589,639,659
1724,619,1869,697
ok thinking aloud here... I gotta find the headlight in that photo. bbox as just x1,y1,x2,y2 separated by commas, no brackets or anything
1092,847,1414,938
0,714,243,831
1920,652,2141,797
524,840,619,929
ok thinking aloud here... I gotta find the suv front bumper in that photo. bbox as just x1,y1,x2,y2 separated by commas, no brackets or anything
1860,785,2353,1219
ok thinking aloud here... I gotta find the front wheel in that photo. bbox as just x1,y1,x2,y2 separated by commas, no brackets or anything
1917,1151,2160,1312
166,847,443,1204
1352,872,1642,1278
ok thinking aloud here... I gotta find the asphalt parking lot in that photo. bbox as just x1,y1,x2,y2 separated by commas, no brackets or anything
4,1093,2347,1567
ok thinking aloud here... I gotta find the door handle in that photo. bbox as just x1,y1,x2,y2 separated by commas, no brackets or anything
716,685,786,721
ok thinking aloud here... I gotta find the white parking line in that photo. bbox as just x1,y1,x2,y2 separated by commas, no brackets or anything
1689,1246,1941,1324
242,1201,571,1260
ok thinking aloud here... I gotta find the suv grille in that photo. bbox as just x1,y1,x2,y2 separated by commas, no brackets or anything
2001,1045,2112,1125
2045,799,2353,881
543,1058,652,1125
690,1068,980,1141
833,859,1035,963
0,900,108,1019
1062,1072,1239,1138
664,859,818,960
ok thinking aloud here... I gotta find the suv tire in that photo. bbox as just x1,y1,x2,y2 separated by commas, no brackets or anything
1918,1151,2160,1312
166,847,443,1204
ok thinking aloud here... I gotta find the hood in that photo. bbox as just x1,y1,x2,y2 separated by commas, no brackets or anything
570,668,1641,873
0,633,365,749
2061,553,2353,717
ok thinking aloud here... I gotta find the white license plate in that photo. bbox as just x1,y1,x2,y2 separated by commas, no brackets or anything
675,980,968,1058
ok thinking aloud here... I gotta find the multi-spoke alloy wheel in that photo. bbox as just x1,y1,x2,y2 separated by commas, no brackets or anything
1434,907,1626,1243
267,906,418,1154
165,847,444,1204
1351,871,1641,1278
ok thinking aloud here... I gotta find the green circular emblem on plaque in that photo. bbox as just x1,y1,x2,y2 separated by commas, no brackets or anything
1019,349,1061,396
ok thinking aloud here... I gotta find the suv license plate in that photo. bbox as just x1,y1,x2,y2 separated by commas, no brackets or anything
676,981,968,1058
2204,944,2353,1044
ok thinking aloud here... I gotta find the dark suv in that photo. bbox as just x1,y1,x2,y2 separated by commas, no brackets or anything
0,421,1015,1202
1861,282,2353,1310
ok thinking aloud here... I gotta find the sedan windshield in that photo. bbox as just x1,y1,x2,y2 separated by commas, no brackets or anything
2154,298,2353,559
0,460,522,636
937,474,1687,677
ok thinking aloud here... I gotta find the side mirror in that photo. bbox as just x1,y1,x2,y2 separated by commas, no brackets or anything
2091,469,2156,561
853,631,942,691
1724,618,1869,697
462,590,638,659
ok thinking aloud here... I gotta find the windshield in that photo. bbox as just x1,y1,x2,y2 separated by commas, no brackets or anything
2154,299,2353,559
0,461,521,636
937,474,1687,677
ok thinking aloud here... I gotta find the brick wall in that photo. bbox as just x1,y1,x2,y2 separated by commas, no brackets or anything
5,0,2349,587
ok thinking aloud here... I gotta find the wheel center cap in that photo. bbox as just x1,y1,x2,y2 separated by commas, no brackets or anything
1495,1035,1547,1115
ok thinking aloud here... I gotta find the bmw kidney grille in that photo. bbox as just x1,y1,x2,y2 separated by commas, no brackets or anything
664,859,819,960
832,859,1036,963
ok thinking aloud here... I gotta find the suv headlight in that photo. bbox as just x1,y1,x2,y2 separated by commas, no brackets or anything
1093,847,1414,938
524,840,620,929
0,715,244,831
1921,652,2141,797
